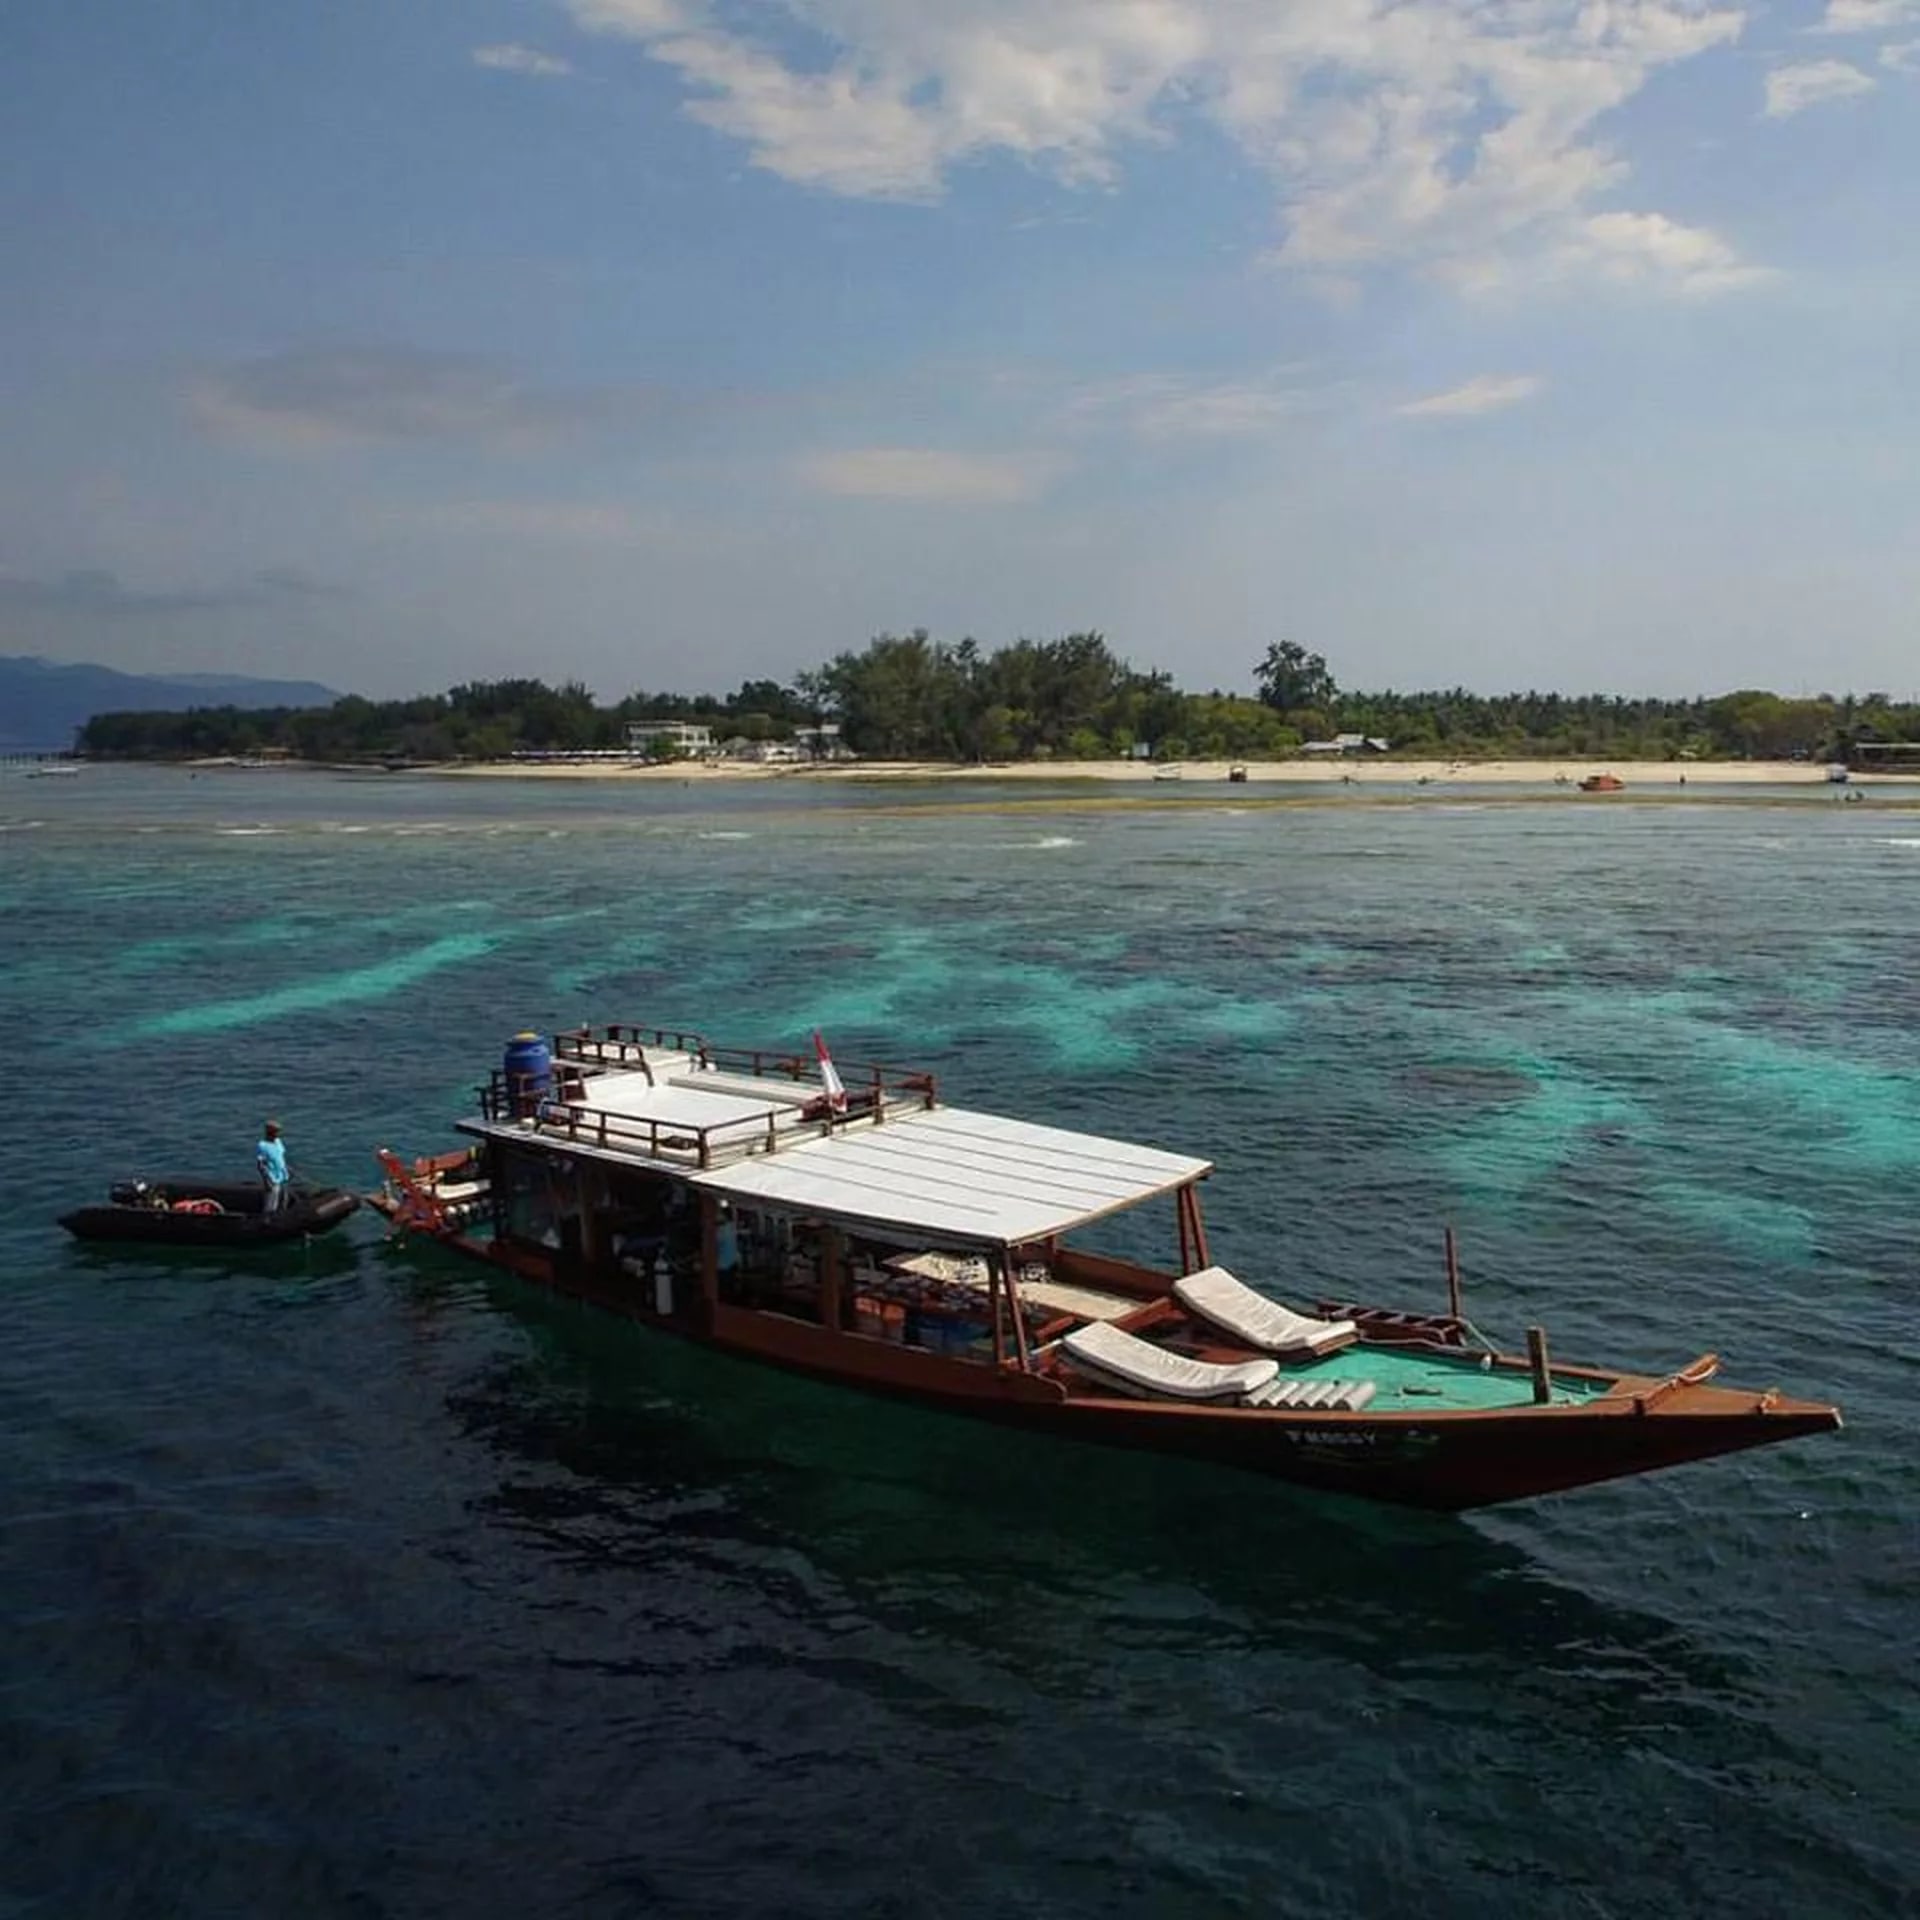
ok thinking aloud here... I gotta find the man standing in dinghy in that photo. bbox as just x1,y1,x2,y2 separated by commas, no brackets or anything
256,1119,291,1214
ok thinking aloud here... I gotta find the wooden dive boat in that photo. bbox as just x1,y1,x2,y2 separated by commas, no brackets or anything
60,1178,360,1246
370,1023,1840,1512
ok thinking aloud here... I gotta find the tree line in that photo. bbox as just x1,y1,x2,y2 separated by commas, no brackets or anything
75,633,1919,764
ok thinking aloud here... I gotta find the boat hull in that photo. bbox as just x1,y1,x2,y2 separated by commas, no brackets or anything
1001,1389,1838,1511
61,1181,360,1247
416,1230,1837,1512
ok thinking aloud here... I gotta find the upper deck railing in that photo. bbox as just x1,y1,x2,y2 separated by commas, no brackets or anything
552,1023,710,1085
479,1024,941,1171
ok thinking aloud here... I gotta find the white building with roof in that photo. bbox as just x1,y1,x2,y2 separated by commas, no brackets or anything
627,721,715,759
1300,733,1390,755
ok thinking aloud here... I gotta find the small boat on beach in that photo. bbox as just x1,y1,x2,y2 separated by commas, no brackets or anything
1578,773,1625,792
369,1023,1840,1512
60,1178,360,1246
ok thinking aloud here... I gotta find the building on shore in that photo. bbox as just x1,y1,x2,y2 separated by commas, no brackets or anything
626,721,716,760
1300,733,1391,756
1847,741,1920,774
793,723,848,760
721,737,808,764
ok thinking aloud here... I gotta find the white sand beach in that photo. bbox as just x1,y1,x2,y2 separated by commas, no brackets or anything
432,756,1883,787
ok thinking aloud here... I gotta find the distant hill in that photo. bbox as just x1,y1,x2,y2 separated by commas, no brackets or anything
0,656,341,751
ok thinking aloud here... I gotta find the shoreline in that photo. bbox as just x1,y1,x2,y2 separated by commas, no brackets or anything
418,756,1897,787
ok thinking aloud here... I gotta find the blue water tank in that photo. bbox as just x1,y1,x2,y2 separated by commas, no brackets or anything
503,1031,553,1118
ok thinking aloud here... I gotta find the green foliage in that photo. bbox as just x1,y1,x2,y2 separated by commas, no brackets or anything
1255,640,1337,714
72,638,1920,767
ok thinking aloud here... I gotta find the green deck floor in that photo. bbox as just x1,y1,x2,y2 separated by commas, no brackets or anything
1292,1344,1616,1411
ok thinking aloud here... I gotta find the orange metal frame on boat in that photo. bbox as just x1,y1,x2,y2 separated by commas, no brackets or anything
375,1146,471,1236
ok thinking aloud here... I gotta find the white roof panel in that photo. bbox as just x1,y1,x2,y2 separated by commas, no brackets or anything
686,1103,1211,1247
577,1069,786,1131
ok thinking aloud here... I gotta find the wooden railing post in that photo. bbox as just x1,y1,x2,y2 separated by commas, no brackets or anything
1527,1326,1553,1404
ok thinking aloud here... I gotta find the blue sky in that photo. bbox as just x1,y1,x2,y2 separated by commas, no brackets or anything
3,0,1915,700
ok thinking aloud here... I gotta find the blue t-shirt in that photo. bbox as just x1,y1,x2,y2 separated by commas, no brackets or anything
257,1136,289,1185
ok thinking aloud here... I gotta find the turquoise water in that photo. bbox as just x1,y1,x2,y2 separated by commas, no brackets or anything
2,767,1916,1916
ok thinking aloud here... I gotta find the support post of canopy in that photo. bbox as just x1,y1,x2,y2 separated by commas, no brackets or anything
1175,1185,1211,1275
996,1249,1032,1372
578,1163,608,1272
820,1225,845,1332
699,1191,719,1311
989,1256,1005,1367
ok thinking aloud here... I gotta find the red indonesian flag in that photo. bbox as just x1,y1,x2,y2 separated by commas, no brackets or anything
813,1029,848,1113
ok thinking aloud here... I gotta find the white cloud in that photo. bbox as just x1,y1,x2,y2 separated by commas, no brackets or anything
1764,58,1878,114
473,43,573,77
798,447,1063,502
570,0,690,33
1066,370,1314,439
1881,38,1920,67
565,0,1765,297
1396,374,1544,419
1559,211,1776,297
1810,0,1919,32
1442,206,1769,298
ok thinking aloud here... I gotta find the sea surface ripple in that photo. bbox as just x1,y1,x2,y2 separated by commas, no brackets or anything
1,767,1915,1918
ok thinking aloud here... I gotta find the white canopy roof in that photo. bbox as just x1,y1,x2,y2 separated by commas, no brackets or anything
686,1103,1211,1248
566,1067,791,1133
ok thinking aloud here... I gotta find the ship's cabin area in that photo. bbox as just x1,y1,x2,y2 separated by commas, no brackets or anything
477,1127,1175,1353
476,1129,1596,1413
467,1023,1210,1354
461,1024,1605,1413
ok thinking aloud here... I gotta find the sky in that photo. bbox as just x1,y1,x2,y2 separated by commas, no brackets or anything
2,0,1916,702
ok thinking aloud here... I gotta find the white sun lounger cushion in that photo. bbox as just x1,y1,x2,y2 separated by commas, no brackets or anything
1062,1320,1279,1403
1243,1377,1379,1413
1173,1267,1358,1356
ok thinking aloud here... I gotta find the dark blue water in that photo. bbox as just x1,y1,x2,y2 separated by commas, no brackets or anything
3,768,1916,1917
